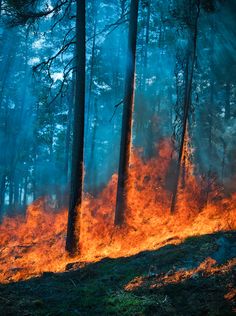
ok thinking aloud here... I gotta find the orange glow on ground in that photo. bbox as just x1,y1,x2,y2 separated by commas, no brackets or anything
124,257,236,291
0,139,235,283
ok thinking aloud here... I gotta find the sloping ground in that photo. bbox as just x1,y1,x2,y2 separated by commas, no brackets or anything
0,231,235,316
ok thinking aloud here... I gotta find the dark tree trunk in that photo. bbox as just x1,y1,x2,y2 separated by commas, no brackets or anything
209,82,214,155
205,15,215,207
66,0,86,255
115,0,139,226
171,57,190,213
170,1,200,214
23,176,28,207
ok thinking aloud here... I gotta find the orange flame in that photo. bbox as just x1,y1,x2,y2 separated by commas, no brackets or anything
124,257,236,291
0,139,235,283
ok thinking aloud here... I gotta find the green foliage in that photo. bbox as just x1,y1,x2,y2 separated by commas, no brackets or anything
106,291,161,315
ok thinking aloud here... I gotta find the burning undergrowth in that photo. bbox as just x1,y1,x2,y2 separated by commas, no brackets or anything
0,139,235,283
124,257,236,291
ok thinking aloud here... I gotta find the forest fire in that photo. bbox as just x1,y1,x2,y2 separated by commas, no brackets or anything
124,257,236,291
0,0,235,314
0,139,235,284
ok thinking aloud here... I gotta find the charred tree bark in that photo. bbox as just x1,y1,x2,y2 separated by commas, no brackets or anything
171,57,190,213
115,0,139,226
170,1,200,214
66,0,86,255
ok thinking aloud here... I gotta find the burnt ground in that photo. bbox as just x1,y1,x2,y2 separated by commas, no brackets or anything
0,231,235,316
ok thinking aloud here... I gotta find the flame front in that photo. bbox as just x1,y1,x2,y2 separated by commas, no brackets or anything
0,139,235,283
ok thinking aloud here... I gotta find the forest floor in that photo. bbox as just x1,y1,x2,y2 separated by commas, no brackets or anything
0,231,235,316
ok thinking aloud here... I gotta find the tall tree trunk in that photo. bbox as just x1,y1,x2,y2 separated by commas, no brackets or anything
143,0,150,90
87,7,98,190
19,182,23,207
64,104,72,185
115,0,139,226
64,72,75,185
170,1,200,214
171,57,190,213
59,78,74,209
87,97,98,191
66,0,86,255
23,175,28,207
205,15,215,207
87,7,97,132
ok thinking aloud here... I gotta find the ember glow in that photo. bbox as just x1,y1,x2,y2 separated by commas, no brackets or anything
0,139,235,283
124,257,236,291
